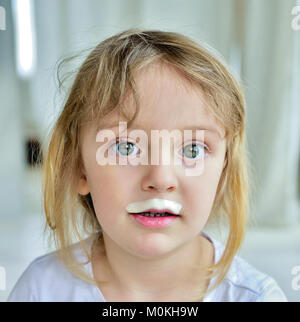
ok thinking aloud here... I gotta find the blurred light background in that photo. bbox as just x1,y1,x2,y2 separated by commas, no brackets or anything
0,0,299,301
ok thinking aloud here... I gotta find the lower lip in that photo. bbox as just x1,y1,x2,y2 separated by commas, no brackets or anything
129,214,180,228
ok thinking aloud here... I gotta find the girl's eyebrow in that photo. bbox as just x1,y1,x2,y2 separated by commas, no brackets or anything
97,123,223,139
127,124,224,139
177,126,223,139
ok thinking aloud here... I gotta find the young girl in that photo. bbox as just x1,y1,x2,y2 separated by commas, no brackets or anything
8,28,287,302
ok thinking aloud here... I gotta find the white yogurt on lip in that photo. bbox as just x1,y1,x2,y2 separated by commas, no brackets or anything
125,198,182,215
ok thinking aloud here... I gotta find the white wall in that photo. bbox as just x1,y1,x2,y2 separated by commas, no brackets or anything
0,0,25,219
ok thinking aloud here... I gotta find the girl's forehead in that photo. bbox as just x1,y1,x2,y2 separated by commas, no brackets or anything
133,61,201,94
122,65,207,112
88,62,225,139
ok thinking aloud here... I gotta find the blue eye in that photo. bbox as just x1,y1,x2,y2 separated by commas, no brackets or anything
111,139,139,156
110,139,210,159
181,142,209,159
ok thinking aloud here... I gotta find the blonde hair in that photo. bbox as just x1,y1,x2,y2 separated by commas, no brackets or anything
42,28,251,301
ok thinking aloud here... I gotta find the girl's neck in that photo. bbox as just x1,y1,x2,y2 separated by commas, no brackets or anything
91,233,214,302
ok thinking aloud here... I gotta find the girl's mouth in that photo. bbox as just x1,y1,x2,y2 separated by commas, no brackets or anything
128,212,180,228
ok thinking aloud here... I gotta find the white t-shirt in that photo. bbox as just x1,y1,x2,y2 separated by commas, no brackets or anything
7,232,288,302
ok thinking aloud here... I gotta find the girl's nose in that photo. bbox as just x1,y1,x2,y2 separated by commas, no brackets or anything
141,164,178,193
140,137,180,192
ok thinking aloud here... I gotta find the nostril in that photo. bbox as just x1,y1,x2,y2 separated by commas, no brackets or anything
168,186,176,191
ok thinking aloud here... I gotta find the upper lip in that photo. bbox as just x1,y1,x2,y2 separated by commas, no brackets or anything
125,198,183,215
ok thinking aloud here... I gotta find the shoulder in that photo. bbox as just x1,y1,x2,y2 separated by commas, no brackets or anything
7,250,66,301
222,253,287,302
206,234,288,302
7,237,98,302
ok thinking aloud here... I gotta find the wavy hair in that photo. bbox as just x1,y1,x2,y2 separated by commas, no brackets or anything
41,28,252,301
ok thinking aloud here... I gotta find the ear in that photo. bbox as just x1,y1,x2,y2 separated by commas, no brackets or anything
78,174,90,196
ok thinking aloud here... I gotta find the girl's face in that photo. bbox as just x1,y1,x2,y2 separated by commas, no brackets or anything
78,62,227,259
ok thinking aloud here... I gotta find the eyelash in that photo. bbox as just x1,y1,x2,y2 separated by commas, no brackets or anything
110,138,211,159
